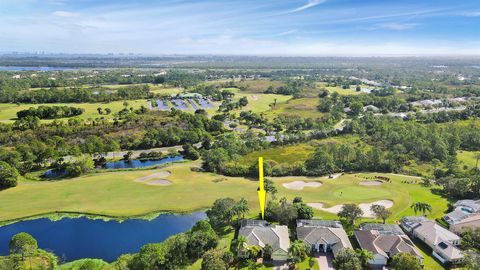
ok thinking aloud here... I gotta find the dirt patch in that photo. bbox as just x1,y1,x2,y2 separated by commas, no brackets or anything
145,180,172,186
282,181,322,190
135,171,171,183
307,200,394,218
359,180,383,186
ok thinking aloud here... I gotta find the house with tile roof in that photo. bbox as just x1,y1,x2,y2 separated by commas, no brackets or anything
296,219,352,257
237,220,290,261
443,199,480,233
401,217,463,264
354,223,423,268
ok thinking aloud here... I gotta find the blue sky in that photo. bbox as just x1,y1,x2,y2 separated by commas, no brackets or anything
0,0,479,55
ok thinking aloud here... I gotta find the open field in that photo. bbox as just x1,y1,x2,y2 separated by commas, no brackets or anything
263,97,324,119
457,150,480,170
0,160,449,224
234,93,291,114
0,100,149,123
237,135,364,165
233,80,286,93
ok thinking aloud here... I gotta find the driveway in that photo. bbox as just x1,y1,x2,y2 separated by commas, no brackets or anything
316,252,334,270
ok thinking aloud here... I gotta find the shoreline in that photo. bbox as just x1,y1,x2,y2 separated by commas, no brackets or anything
0,208,208,227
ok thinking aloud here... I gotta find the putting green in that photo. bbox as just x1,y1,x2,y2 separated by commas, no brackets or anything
331,186,393,200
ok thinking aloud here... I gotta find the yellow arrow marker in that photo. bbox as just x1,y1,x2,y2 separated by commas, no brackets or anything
258,157,266,219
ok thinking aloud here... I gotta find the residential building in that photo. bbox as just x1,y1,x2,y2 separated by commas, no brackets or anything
354,223,423,268
237,220,290,261
401,217,463,264
443,199,480,233
450,214,480,234
296,219,352,257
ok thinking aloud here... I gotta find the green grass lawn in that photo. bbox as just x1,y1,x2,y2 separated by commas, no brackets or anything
457,150,480,171
233,93,291,114
263,97,324,119
0,100,149,123
237,135,364,166
0,160,449,225
234,80,286,94
274,172,449,222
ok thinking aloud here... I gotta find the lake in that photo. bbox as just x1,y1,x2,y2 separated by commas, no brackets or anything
0,212,206,262
42,156,184,178
103,156,184,169
0,66,76,71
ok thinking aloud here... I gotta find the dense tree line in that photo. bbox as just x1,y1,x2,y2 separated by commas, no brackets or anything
16,105,84,119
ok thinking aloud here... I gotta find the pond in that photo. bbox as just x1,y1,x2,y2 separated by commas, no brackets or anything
0,66,76,71
42,156,184,178
103,156,183,169
0,212,206,262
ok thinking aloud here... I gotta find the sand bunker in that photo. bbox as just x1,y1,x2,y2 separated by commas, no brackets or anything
359,180,383,186
145,180,172,185
135,171,171,182
308,200,394,218
135,171,172,185
250,95,259,101
282,181,322,190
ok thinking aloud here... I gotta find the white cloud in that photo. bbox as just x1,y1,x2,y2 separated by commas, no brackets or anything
288,0,327,14
378,22,419,30
277,30,298,36
52,11,79,18
463,11,480,17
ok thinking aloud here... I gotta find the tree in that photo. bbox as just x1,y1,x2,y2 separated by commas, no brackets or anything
123,151,133,161
370,204,391,224
294,202,314,219
410,202,432,216
355,249,373,269
9,232,38,260
105,108,112,115
475,152,480,174
463,250,480,270
233,235,248,259
462,228,480,251
234,198,249,221
201,250,227,270
288,240,308,263
332,248,362,270
206,198,236,228
264,178,278,198
97,107,103,115
263,244,273,261
112,254,135,270
391,252,422,270
338,204,363,225
187,220,218,259
0,161,19,189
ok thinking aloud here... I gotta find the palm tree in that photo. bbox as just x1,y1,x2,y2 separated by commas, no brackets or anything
288,240,308,263
411,202,432,216
234,235,249,258
234,198,249,221
355,248,374,269
474,152,480,174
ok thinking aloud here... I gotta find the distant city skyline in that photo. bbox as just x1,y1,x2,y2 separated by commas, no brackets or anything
1,0,479,56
